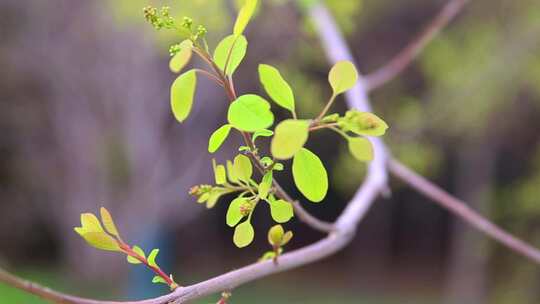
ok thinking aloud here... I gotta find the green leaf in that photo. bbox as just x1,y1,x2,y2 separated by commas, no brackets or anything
227,94,274,132
99,207,119,238
206,188,228,209
147,249,159,267
226,197,248,227
260,251,276,261
258,171,273,200
268,224,284,246
212,159,227,185
152,276,167,284
213,35,248,75
79,213,104,233
233,0,258,35
329,61,358,95
271,119,309,160
126,246,145,264
171,70,197,123
226,160,238,183
269,199,293,223
339,111,389,136
169,40,193,73
258,64,295,113
292,148,328,203
232,154,253,182
281,231,293,246
233,221,255,248
208,125,232,153
252,129,273,143
348,137,374,162
78,232,121,252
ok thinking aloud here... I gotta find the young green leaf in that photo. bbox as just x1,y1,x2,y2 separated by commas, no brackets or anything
208,125,232,153
227,94,274,132
226,160,238,183
269,199,294,223
147,249,160,267
329,61,358,95
78,232,121,252
268,224,284,246
233,221,255,248
233,0,258,36
281,231,293,246
271,119,309,160
152,276,167,284
212,159,227,185
232,154,253,182
292,148,328,203
99,207,119,238
206,188,228,209
258,64,295,113
339,111,389,136
79,213,104,233
260,251,276,261
348,137,374,162
213,35,248,75
169,40,193,73
258,171,273,200
171,69,197,123
252,129,274,143
226,197,248,227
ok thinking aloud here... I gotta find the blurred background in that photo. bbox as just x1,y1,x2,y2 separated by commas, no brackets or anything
1,0,540,303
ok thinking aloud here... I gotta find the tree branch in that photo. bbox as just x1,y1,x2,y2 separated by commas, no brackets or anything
364,0,471,91
388,159,540,264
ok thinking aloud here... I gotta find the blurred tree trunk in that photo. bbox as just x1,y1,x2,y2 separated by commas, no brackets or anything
444,134,498,304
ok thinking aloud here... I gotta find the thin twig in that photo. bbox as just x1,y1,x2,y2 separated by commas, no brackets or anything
364,0,471,91
388,159,540,264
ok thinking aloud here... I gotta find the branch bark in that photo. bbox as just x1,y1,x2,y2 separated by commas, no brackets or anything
364,0,471,91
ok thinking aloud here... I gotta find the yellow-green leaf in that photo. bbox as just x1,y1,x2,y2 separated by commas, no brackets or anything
232,154,253,182
226,197,248,227
79,232,121,252
171,70,197,123
233,0,258,36
100,207,119,238
227,94,274,132
233,221,255,248
329,61,358,95
208,125,232,153
258,171,273,200
226,160,238,183
212,159,227,185
339,111,389,137
271,119,309,160
152,276,167,284
169,40,193,73
292,148,328,203
80,213,104,233
258,64,295,113
147,249,159,267
269,199,294,223
348,137,374,162
281,231,293,246
214,35,248,75
268,224,284,246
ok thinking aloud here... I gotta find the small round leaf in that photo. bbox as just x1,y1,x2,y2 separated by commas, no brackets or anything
269,199,294,223
171,70,197,123
233,221,255,248
227,94,274,132
258,64,295,112
329,61,358,95
271,119,309,160
348,137,374,162
208,125,232,153
292,148,328,203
